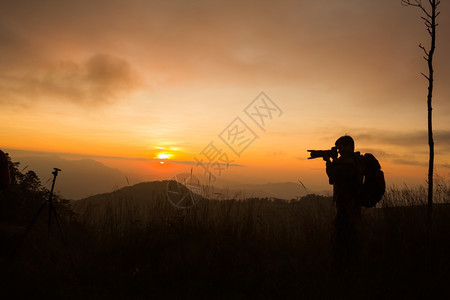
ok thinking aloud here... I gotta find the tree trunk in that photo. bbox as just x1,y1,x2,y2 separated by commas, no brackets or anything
426,0,437,227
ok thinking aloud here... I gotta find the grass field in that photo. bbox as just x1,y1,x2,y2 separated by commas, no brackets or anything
1,182,449,299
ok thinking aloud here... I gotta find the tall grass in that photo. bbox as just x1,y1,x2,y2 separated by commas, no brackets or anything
382,179,449,207
2,182,449,299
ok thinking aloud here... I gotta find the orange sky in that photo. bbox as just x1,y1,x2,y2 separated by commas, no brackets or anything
1,0,449,191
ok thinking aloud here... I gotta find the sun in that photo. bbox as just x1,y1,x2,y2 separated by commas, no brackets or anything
156,153,173,160
155,152,173,165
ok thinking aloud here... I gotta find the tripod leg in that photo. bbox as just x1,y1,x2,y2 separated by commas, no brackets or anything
50,202,67,245
12,200,48,256
21,200,48,241
48,199,53,238
49,202,79,273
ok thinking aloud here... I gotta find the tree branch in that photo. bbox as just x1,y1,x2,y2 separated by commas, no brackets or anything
421,16,432,27
421,72,430,80
402,0,432,18
419,44,429,56
401,0,420,7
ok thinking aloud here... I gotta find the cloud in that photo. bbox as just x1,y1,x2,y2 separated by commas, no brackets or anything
1,0,449,109
0,51,142,107
392,158,427,167
354,129,450,149
43,53,142,106
352,129,450,168
322,127,450,168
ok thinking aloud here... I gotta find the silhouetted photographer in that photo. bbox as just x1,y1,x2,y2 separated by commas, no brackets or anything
309,135,385,270
326,136,365,269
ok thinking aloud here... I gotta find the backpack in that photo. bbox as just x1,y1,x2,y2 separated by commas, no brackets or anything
0,150,12,189
359,153,385,208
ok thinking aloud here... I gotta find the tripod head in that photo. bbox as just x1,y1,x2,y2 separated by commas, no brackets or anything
52,168,61,176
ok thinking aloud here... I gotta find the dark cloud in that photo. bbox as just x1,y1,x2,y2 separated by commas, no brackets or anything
0,27,43,70
392,158,427,167
351,147,423,167
355,130,450,149
359,144,450,170
353,129,450,170
0,0,449,107
0,52,142,107
357,148,391,159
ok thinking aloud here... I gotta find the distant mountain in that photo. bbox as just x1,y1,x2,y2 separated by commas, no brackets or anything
238,182,308,199
71,181,170,230
6,151,331,200
71,180,334,234
212,181,331,200
10,155,143,199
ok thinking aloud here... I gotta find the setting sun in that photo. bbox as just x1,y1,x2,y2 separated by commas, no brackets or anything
156,153,173,160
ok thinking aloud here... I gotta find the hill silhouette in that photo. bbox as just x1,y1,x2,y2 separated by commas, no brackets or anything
70,180,335,236
8,153,330,200
9,155,143,199
213,181,329,200
71,181,170,232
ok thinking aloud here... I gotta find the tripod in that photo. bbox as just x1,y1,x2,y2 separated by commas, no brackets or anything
20,168,67,244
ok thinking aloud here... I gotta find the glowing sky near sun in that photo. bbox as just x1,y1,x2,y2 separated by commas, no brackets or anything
1,0,449,190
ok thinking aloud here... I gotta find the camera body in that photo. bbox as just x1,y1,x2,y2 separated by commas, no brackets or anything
307,147,338,160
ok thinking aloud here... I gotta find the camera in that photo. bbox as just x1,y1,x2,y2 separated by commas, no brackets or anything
307,147,338,160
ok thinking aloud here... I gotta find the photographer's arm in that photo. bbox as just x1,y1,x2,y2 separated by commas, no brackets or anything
324,155,335,185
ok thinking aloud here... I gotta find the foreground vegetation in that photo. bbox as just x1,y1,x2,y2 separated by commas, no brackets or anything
0,160,449,299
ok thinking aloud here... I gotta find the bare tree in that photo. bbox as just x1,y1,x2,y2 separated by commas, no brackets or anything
401,0,440,224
